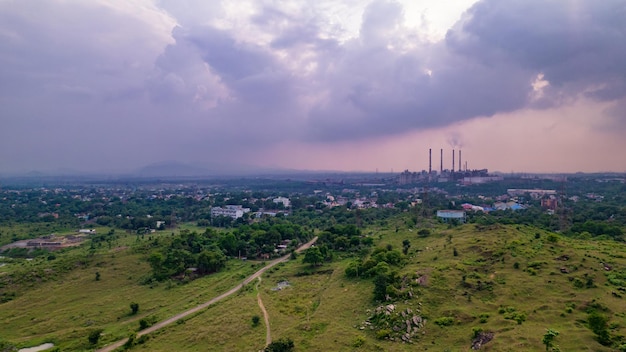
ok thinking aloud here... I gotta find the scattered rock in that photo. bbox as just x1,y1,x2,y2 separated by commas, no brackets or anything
471,332,494,350
560,267,569,274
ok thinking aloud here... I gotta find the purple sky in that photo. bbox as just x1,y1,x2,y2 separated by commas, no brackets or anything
1,0,625,174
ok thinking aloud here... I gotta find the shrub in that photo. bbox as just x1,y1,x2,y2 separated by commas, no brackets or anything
376,329,391,340
547,234,559,243
130,302,139,315
88,329,103,345
252,315,261,327
264,337,295,352
352,336,365,347
434,317,456,327
472,327,484,339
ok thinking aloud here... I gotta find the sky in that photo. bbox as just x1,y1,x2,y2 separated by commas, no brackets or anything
1,0,625,174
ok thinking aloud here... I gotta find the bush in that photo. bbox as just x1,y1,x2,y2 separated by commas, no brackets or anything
472,327,484,339
352,336,366,347
376,329,391,340
434,317,456,327
264,337,294,352
252,315,261,327
88,329,103,345
130,302,139,315
547,234,559,243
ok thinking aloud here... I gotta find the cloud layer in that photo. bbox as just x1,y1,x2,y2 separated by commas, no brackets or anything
1,0,625,173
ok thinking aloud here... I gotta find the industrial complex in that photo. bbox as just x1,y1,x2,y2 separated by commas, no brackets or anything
398,148,503,185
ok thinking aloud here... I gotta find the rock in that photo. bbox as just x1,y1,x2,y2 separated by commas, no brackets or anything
412,316,422,325
560,267,569,274
471,332,494,350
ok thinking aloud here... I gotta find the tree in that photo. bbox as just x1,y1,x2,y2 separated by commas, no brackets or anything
95,271,101,281
302,247,323,267
88,329,103,345
402,239,411,255
252,315,261,327
542,329,559,351
130,302,139,315
264,337,294,352
588,312,611,345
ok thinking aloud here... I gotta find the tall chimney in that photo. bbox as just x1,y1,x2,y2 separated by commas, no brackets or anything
452,149,455,173
440,149,443,173
459,150,462,172
429,148,432,174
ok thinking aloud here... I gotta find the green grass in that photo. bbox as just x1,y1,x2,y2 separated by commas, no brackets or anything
1,221,626,351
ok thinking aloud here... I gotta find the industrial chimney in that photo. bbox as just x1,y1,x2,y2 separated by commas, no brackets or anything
459,150,462,172
452,149,455,173
440,149,443,173
429,148,432,174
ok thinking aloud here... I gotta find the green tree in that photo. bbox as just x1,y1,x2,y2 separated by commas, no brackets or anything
264,337,294,352
252,315,261,327
402,239,411,255
302,247,323,267
588,312,611,345
542,329,559,351
130,302,139,315
88,329,103,345
197,249,227,274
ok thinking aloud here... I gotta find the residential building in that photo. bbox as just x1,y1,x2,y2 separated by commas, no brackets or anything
211,205,251,219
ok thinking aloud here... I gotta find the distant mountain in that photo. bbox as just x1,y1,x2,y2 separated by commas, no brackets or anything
134,161,310,178
135,161,212,177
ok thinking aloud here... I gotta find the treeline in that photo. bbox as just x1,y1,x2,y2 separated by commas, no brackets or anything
143,220,313,282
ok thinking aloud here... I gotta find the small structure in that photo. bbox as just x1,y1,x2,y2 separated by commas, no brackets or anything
210,205,250,219
273,197,291,208
436,210,466,223
78,229,96,234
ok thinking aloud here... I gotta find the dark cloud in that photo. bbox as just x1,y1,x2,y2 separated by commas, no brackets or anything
1,0,625,173
447,0,626,100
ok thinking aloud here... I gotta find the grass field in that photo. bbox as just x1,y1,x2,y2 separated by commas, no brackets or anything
2,220,626,351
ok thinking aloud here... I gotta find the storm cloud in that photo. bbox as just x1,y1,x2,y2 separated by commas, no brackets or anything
1,0,624,173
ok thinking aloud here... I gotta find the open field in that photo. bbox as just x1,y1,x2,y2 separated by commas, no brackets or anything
0,239,263,350
2,221,626,351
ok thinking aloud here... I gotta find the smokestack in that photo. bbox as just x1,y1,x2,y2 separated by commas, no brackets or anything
440,149,443,173
429,148,432,174
459,150,462,172
452,149,455,173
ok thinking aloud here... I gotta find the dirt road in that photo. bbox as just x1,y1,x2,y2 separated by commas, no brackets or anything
96,237,317,352
256,277,271,346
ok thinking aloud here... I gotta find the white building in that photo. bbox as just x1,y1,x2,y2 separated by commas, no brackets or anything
273,197,291,208
436,210,466,223
78,229,96,234
211,205,251,219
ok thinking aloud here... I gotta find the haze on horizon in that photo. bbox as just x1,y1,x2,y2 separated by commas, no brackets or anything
1,0,625,175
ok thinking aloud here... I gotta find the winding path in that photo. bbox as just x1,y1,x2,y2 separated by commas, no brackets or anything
96,237,317,352
256,277,271,346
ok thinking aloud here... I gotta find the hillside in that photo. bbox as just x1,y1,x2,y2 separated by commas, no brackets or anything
1,221,626,351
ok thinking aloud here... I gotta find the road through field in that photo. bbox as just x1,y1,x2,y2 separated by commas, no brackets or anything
97,236,317,352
